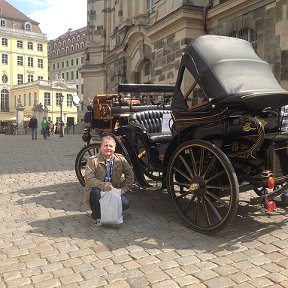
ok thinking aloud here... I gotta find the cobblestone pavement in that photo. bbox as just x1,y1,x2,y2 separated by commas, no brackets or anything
0,134,288,288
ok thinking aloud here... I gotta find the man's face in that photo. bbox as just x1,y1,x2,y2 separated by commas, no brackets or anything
100,138,116,159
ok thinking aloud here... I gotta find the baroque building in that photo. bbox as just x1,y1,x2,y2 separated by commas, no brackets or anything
0,0,48,121
48,27,88,107
82,0,288,105
0,0,78,127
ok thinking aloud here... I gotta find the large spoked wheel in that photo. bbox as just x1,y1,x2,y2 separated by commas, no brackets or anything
166,140,239,234
75,143,101,186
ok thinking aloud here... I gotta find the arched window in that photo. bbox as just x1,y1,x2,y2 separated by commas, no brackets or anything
71,45,74,51
66,47,69,52
2,74,8,83
139,60,152,83
76,43,79,50
80,42,84,48
1,89,9,112
24,22,32,31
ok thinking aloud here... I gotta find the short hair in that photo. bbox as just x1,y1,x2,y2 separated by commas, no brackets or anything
101,135,116,145
87,105,92,111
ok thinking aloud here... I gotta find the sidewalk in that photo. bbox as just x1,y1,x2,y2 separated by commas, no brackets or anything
0,134,287,287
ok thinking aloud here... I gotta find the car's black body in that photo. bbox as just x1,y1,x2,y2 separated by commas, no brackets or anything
76,35,288,234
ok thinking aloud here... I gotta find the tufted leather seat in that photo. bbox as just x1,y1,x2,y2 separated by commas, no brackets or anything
129,110,172,145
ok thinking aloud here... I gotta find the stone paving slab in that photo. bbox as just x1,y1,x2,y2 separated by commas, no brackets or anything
0,134,287,287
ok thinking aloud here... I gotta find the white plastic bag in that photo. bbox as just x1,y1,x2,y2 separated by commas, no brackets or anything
99,187,123,224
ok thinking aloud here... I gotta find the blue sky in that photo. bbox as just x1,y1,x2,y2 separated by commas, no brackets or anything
8,0,86,40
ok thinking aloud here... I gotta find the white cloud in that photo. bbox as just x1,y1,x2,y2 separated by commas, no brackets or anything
27,0,87,40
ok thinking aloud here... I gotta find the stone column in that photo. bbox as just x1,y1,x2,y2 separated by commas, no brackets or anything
16,99,25,135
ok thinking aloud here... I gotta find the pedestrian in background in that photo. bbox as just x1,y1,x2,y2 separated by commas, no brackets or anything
28,115,38,140
41,117,49,139
84,105,93,129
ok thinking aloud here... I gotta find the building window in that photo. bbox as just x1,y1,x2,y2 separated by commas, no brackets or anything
38,76,43,80
28,93,31,106
44,92,51,106
62,73,64,79
0,89,9,112
38,59,43,68
146,0,155,12
2,74,8,83
23,94,26,106
28,57,33,67
17,40,23,48
71,71,74,80
28,74,34,82
62,62,64,68
25,22,32,31
229,27,257,50
34,92,37,105
2,54,8,64
17,56,23,66
0,19,6,27
1,38,8,46
27,42,33,50
66,72,69,80
66,60,69,67
67,94,73,107
81,84,84,94
71,59,74,66
37,43,43,51
56,92,63,106
17,74,23,84
76,70,79,79
53,63,55,70
76,58,79,65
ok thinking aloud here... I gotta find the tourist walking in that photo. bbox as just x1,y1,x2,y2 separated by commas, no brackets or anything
28,116,38,140
41,117,49,139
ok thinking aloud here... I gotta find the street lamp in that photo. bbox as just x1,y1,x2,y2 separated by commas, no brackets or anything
59,93,64,137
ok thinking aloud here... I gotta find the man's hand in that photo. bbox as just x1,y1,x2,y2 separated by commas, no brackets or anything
103,183,112,191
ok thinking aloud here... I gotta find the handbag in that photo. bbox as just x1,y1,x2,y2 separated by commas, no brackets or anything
99,187,123,224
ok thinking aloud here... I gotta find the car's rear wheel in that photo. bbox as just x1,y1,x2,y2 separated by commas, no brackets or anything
166,140,239,234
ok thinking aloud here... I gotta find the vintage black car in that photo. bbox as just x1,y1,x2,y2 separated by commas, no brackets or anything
76,35,288,234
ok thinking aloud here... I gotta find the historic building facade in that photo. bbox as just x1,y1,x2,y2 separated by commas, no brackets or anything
0,0,48,121
48,27,88,107
0,0,79,126
82,0,288,105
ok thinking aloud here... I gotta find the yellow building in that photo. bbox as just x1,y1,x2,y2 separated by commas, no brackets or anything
0,0,48,123
11,79,78,125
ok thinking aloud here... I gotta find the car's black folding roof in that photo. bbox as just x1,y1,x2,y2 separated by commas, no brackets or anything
181,35,288,109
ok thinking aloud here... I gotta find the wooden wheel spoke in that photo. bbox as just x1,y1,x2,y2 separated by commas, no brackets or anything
172,166,191,182
176,190,193,199
172,181,190,187
205,190,229,208
202,156,216,179
206,169,225,183
179,155,194,178
183,195,196,213
195,197,201,223
203,195,223,221
198,147,205,176
189,148,198,176
206,185,229,191
202,199,212,226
